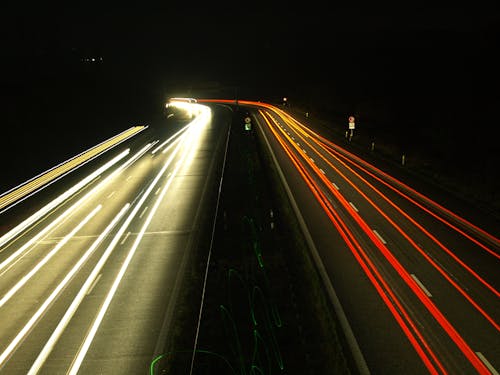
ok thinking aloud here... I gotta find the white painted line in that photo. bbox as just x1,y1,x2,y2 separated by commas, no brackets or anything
476,352,499,375
332,182,339,190
291,137,295,141
86,274,102,295
126,175,132,181
120,231,131,245
139,206,148,219
155,188,161,195
297,142,300,146
107,191,115,199
302,149,307,154
320,168,326,175
349,202,359,212
411,274,432,297
373,230,387,244
310,157,315,163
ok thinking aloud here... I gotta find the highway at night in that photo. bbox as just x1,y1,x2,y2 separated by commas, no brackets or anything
0,101,230,374
200,99,499,375
1,99,498,374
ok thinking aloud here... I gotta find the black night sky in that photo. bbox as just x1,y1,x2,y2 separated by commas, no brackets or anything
1,3,500,197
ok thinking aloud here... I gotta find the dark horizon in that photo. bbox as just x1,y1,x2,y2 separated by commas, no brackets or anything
2,4,499,201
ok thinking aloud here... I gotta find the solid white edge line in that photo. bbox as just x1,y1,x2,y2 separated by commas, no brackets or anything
256,115,370,375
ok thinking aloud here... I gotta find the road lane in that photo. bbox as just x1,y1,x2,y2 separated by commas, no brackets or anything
0,103,230,374
223,100,499,375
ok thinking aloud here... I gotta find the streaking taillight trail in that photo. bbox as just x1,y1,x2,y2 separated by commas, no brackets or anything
258,105,494,375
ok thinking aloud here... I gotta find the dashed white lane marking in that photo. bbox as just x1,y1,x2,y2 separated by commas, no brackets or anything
86,274,102,295
139,206,148,219
349,202,359,212
411,274,433,297
120,231,131,245
373,230,387,244
476,352,499,375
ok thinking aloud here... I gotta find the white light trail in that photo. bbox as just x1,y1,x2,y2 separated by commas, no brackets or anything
0,205,102,308
68,105,209,375
0,143,153,273
0,150,129,250
151,123,191,154
0,126,145,214
25,204,130,375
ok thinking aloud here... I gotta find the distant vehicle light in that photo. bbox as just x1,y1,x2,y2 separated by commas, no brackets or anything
168,97,197,104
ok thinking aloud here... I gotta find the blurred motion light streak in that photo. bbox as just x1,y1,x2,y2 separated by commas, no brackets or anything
151,123,191,154
0,143,153,273
26,204,130,375
0,205,103,368
0,205,102,308
282,109,500,252
261,110,446,374
68,104,210,375
0,126,146,213
267,105,500,329
261,107,492,374
0,149,130,251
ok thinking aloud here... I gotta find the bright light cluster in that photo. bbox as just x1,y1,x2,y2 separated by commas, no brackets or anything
165,98,201,119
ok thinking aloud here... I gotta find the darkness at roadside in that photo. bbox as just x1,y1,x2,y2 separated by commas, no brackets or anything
1,4,499,212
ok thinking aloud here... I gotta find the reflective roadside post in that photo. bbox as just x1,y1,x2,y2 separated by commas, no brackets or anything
244,116,252,132
348,116,355,141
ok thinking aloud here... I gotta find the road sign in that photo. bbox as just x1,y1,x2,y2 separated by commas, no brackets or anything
244,117,252,131
348,115,355,130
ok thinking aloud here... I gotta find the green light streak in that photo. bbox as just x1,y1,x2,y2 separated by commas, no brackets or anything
149,349,236,375
220,304,247,375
